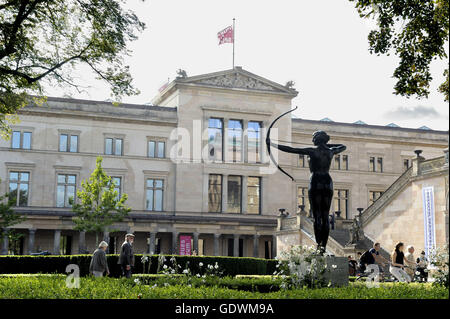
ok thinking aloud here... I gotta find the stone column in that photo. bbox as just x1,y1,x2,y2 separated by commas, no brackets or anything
171,231,178,254
149,232,156,254
271,235,277,259
253,234,260,258
1,230,9,255
242,176,248,214
103,231,110,243
213,234,220,256
222,175,228,213
233,234,240,257
78,231,86,254
53,229,61,255
193,232,199,255
28,229,36,255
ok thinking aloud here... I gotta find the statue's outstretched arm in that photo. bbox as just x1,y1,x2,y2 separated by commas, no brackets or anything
269,141,313,155
329,144,346,154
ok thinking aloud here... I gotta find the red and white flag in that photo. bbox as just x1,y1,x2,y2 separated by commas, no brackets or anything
217,25,233,45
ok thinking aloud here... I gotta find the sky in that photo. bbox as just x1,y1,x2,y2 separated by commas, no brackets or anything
45,0,449,131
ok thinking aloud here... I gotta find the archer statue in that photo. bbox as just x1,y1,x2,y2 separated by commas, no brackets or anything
266,106,346,254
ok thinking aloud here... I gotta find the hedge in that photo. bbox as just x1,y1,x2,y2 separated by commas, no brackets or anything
0,276,447,299
0,254,277,277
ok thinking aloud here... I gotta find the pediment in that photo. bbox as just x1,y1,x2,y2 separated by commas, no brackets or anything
177,68,297,96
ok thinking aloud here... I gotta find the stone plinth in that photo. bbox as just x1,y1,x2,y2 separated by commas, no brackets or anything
324,256,348,287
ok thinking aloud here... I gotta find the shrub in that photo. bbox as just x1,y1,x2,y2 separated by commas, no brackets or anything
274,245,329,289
0,254,277,277
0,276,447,299
429,245,449,288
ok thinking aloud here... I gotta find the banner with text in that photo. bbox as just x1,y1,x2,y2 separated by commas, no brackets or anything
422,186,436,258
179,235,192,256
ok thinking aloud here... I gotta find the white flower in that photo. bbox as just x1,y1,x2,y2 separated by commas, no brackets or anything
163,265,168,269
134,278,140,284
332,264,337,269
199,262,203,267
164,283,169,287
415,271,421,275
196,274,201,278
183,269,189,274
151,284,157,289
187,284,191,288
214,264,219,269
202,274,206,278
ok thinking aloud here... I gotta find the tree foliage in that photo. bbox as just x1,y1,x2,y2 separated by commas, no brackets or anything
0,0,145,135
71,157,131,245
350,0,449,101
0,179,26,243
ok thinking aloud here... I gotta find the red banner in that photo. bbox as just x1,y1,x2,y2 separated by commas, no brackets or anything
179,235,192,255
217,25,233,45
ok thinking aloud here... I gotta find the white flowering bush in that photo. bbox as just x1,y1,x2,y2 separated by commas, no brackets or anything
273,245,329,289
429,245,449,288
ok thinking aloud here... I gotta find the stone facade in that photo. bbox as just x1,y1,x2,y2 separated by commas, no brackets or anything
0,67,448,258
363,154,449,253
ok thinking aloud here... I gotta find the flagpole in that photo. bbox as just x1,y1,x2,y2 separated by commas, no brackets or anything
232,18,235,69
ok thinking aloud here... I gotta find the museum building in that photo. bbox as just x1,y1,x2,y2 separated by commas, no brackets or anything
0,67,448,257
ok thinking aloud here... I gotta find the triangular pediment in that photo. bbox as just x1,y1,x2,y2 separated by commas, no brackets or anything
176,67,298,96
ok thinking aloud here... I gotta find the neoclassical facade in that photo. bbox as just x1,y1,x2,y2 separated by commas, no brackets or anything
0,67,448,257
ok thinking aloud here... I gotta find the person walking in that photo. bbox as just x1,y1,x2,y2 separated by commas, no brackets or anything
390,242,415,283
89,241,110,278
404,245,416,279
118,233,135,278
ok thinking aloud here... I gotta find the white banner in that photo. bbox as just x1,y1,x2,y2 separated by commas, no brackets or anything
422,186,436,258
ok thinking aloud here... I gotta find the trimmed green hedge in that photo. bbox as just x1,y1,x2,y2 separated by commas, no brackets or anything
0,276,447,299
0,254,277,277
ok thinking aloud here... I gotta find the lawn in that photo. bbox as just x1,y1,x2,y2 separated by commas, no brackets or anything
0,274,447,299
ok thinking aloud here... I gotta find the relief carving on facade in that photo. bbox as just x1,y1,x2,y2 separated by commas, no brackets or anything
194,73,277,92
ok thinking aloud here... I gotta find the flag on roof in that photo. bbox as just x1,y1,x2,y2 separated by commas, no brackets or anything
217,25,233,45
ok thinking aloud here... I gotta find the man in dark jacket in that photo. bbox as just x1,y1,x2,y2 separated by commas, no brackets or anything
118,233,135,278
89,241,110,277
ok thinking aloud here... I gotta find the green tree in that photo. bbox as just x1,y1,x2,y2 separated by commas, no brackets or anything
0,179,26,250
71,157,131,246
0,0,146,135
350,0,449,101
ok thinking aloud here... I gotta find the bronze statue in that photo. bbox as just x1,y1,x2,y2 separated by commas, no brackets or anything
266,107,346,253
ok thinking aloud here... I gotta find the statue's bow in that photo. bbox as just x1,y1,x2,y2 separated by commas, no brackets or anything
266,106,298,181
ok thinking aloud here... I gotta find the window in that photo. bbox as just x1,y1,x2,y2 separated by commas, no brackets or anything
333,154,349,170
334,189,349,219
299,155,309,168
403,159,411,172
228,120,243,162
297,187,310,213
148,140,165,158
208,118,223,161
57,174,76,207
369,191,383,206
111,177,122,199
11,131,31,149
105,137,123,156
146,179,164,211
247,177,261,214
377,157,383,172
370,157,383,172
334,155,341,170
9,171,30,206
59,134,78,152
227,175,242,213
208,174,222,213
343,155,349,170
248,121,261,163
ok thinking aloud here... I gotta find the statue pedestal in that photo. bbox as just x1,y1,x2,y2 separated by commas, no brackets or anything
324,256,349,287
